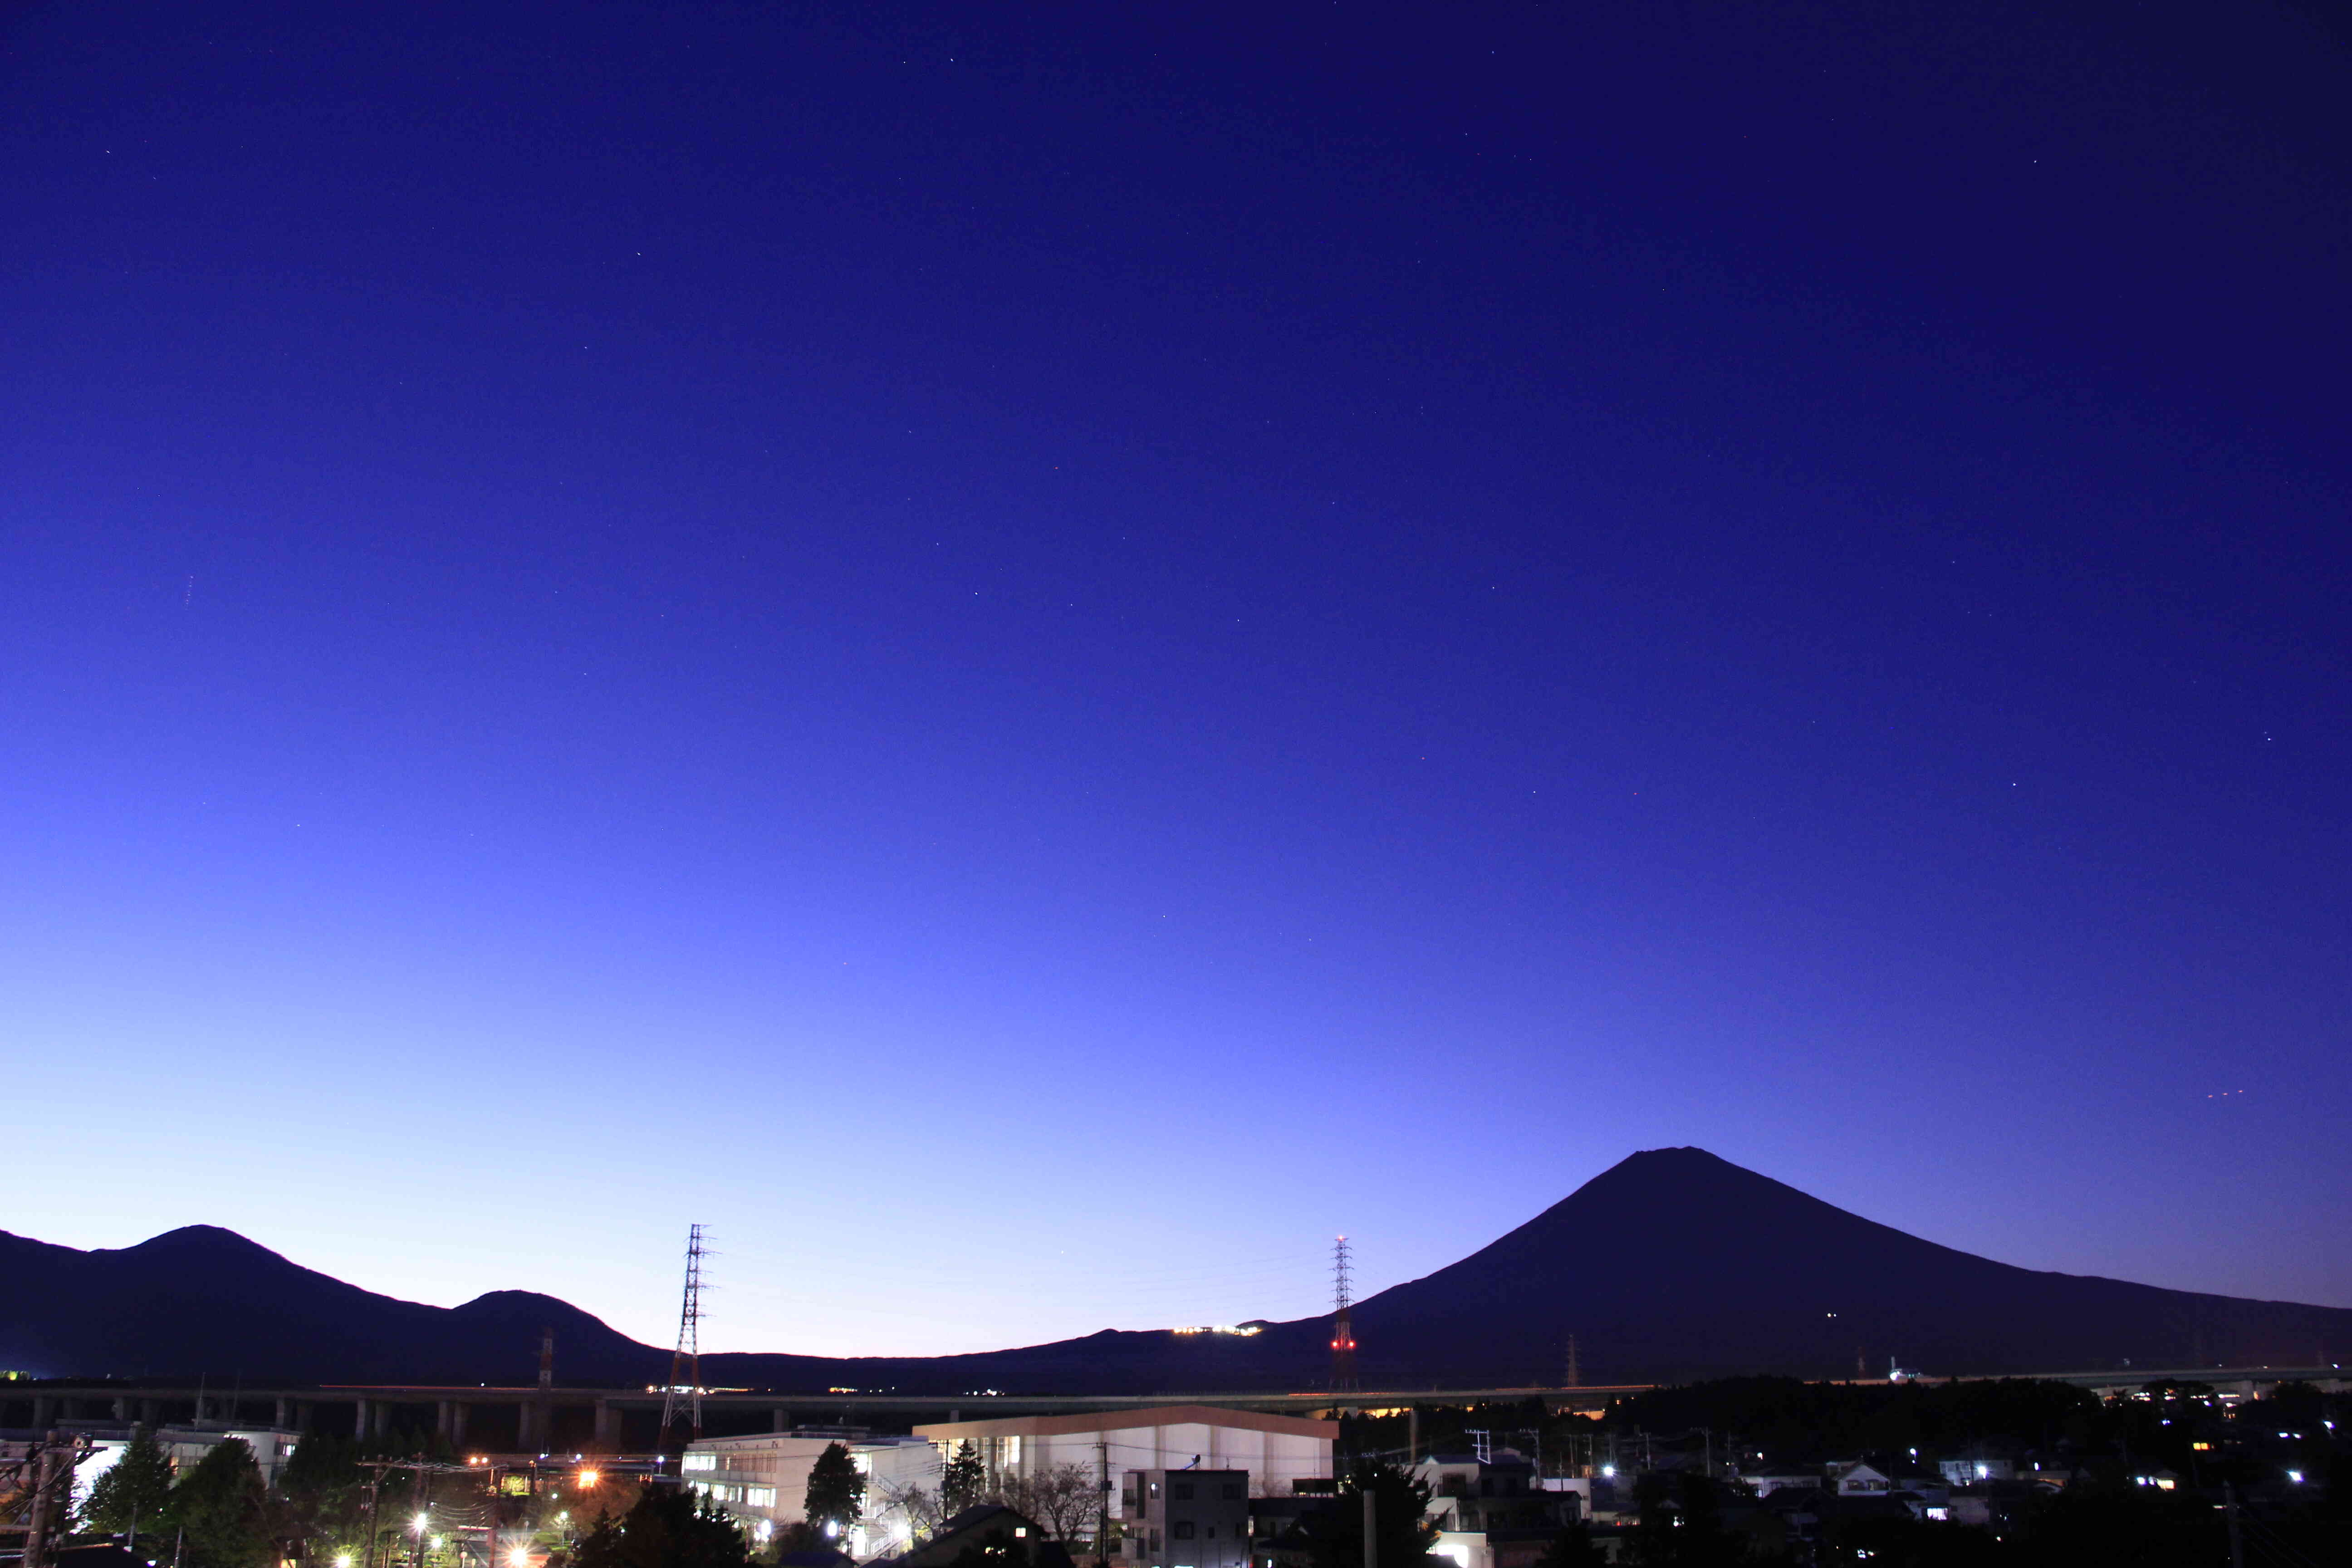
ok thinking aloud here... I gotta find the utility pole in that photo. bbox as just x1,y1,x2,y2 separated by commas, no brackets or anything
18,1431,91,1568
535,1326,555,1456
2223,1483,2244,1568
1096,1437,1111,1563
1563,1336,1580,1390
1361,1485,1377,1568
364,1465,384,1568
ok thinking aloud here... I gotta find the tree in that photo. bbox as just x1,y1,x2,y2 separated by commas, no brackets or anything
804,1443,866,1537
874,1481,946,1545
83,1426,174,1543
1303,1462,1435,1568
1625,1473,1741,1568
943,1443,986,1516
988,1464,1100,1544
1534,1523,1608,1568
169,1438,275,1568
573,1487,749,1568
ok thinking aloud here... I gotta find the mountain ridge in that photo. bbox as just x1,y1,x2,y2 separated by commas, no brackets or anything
7,1148,2345,1389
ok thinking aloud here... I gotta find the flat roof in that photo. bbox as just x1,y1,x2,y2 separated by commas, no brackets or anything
915,1403,1336,1442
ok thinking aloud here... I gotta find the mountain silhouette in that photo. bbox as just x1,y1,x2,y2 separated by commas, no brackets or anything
6,1149,2343,1389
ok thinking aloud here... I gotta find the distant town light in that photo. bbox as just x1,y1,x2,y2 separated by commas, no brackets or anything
577,1469,601,1488
1600,1466,1616,1479
413,1514,430,1534
2287,1470,2305,1485
336,1554,353,1566
509,1550,530,1568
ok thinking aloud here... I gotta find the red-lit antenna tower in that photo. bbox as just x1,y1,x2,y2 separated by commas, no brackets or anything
660,1224,707,1444
1330,1235,1357,1391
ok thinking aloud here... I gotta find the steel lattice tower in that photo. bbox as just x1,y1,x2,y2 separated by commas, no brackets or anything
659,1224,707,1443
1329,1235,1357,1391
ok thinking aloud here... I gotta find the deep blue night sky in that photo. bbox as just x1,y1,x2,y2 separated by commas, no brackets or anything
4,1,2347,1356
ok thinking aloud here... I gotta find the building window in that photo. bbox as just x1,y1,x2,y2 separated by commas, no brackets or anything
1174,1484,1194,1501
1221,1484,1243,1500
683,1455,717,1473
1173,1524,1196,1541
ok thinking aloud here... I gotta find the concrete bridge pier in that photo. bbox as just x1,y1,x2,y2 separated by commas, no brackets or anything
275,1398,291,1429
593,1400,617,1451
354,1398,371,1439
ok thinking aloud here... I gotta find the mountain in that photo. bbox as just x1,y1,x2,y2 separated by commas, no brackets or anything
7,1150,2346,1388
1337,1147,2350,1385
0,1225,668,1384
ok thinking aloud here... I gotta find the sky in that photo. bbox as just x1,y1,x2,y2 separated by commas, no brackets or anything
3,0,2348,1360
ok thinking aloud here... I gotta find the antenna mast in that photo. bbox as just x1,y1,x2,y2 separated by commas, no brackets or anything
660,1225,707,1445
1330,1235,1357,1392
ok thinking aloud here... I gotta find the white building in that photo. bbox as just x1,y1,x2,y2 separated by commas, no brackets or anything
912,1406,1335,1504
67,1426,303,1513
682,1430,943,1557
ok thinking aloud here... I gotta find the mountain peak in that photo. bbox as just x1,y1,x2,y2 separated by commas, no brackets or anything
120,1225,293,1263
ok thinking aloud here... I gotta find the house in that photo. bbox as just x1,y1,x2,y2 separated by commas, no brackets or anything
1120,1468,1249,1568
1935,1455,2017,1486
1411,1455,1577,1568
1736,1466,1821,1497
1827,1461,1893,1496
895,1505,1074,1568
1945,1480,2046,1533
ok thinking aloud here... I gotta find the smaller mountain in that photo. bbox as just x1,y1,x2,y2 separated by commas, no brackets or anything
0,1225,665,1385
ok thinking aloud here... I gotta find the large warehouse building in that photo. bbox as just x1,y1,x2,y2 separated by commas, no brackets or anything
912,1404,1337,1500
